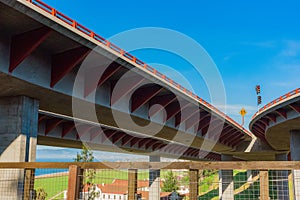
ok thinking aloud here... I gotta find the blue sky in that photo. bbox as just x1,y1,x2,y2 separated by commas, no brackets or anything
38,0,300,160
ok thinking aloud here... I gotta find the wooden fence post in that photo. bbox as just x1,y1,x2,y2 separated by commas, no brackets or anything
128,169,138,200
189,169,199,200
67,165,81,200
260,170,269,200
24,168,35,200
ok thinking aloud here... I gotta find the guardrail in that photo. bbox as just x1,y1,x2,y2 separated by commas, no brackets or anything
252,88,300,119
25,0,252,137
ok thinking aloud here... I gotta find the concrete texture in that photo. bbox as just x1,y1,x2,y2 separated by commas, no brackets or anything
0,96,39,199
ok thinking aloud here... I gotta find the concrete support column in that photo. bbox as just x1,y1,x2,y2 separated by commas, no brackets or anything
273,153,289,200
219,155,234,200
149,156,160,200
290,130,300,200
0,96,39,199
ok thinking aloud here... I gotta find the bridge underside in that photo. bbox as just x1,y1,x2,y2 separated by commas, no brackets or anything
0,0,281,161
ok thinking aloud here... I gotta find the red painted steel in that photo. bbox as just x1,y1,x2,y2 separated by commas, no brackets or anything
275,108,287,119
252,88,300,119
185,111,209,130
62,122,75,138
102,130,119,143
265,114,277,123
131,85,163,112
38,115,47,123
289,103,300,113
25,0,252,139
84,62,122,97
51,46,91,87
45,118,64,135
165,101,190,122
175,106,200,127
9,26,52,72
110,76,145,106
148,94,177,117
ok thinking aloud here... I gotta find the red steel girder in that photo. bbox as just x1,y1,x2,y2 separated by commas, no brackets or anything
255,121,266,131
265,114,277,123
38,115,47,123
145,139,159,150
9,26,52,72
152,143,167,151
148,94,177,116
253,124,265,134
208,122,225,141
76,124,94,138
51,46,91,87
218,126,233,143
131,85,163,112
110,76,145,106
130,137,143,147
165,101,190,122
111,132,126,144
188,149,198,157
225,132,243,145
289,103,300,113
89,128,103,142
259,118,270,127
61,122,75,138
192,149,201,157
230,138,245,147
175,145,188,155
175,105,200,127
185,111,209,130
84,62,122,97
45,118,64,135
219,129,238,143
252,126,265,137
275,108,287,119
102,130,119,143
138,138,150,148
121,135,134,146
183,148,195,157
197,115,212,132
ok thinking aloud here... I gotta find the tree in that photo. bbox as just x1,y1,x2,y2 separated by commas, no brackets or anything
162,171,179,192
74,146,99,200
36,187,47,200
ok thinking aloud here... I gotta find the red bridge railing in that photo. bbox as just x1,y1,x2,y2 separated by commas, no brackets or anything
252,88,300,119
25,0,252,137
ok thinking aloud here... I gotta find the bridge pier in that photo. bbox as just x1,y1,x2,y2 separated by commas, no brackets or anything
290,130,300,200
219,155,234,200
0,96,39,199
149,156,160,200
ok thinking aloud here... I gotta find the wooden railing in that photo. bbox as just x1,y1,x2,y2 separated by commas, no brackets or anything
0,161,299,200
